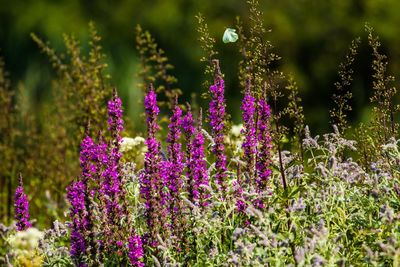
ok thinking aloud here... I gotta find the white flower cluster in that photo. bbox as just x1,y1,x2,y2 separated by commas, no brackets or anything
230,124,244,137
8,227,44,252
228,124,244,155
120,136,145,153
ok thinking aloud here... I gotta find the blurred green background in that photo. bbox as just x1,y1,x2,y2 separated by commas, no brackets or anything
1,0,400,133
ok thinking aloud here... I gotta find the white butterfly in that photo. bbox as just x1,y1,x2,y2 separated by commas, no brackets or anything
222,28,239,43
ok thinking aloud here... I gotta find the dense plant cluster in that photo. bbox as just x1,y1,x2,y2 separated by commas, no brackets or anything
1,1,400,266
0,23,113,226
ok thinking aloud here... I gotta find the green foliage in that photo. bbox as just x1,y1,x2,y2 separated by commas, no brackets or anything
283,77,306,159
236,0,281,98
135,24,181,109
32,22,112,138
0,24,114,226
196,13,218,97
350,25,400,169
26,23,113,224
330,37,361,134
366,24,400,144
0,57,19,224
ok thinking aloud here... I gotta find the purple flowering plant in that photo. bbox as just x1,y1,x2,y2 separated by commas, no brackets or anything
14,175,31,231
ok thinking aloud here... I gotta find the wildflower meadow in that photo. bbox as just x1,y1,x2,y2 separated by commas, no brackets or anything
1,1,400,266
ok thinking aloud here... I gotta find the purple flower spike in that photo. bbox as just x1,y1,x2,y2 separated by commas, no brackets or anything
209,61,227,193
80,136,96,184
70,227,86,260
190,111,210,206
182,107,195,198
103,90,126,222
166,101,186,245
67,180,87,261
144,88,160,137
14,175,31,231
241,83,257,178
108,89,124,142
128,234,145,267
141,86,169,245
182,107,195,137
106,89,124,176
255,99,273,209
166,103,184,197
182,107,210,206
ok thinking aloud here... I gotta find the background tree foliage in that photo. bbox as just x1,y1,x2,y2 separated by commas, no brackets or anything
1,0,400,130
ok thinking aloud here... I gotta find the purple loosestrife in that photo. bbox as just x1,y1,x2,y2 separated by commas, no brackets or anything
95,133,114,236
128,234,145,267
78,135,101,259
141,87,169,245
159,160,171,211
108,89,124,144
166,103,184,196
102,90,125,222
255,99,273,209
80,135,97,185
233,176,246,212
166,102,185,245
14,175,31,231
241,84,257,179
101,154,122,221
233,82,257,212
182,107,195,140
191,114,210,206
93,132,108,192
67,180,87,263
166,103,184,199
67,134,102,264
182,108,196,202
209,61,227,193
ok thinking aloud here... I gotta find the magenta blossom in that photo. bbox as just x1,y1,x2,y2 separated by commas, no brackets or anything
14,175,31,231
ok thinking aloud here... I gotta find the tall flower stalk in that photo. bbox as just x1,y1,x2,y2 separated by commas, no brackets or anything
102,89,124,222
191,110,210,206
78,135,97,258
141,86,169,245
14,174,31,231
67,134,98,265
255,99,273,209
182,106,195,200
234,79,258,212
241,79,257,180
166,101,185,245
166,102,184,201
184,108,210,206
209,60,227,193
67,180,88,265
